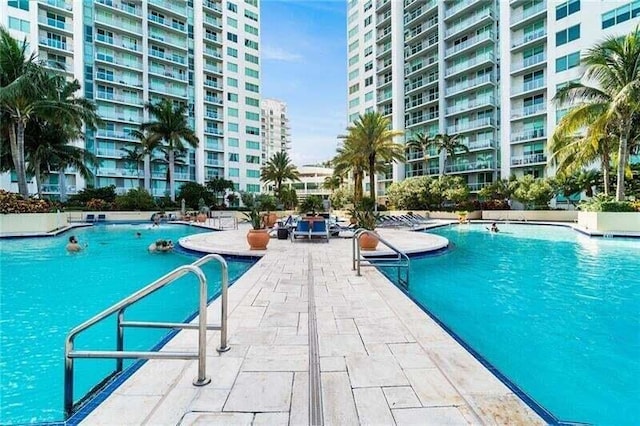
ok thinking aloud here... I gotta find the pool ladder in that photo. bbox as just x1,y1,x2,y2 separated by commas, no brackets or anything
63,254,229,418
352,229,410,290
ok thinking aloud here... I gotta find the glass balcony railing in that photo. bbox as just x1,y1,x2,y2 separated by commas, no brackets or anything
511,52,546,72
512,78,546,95
40,38,71,51
43,0,72,11
204,95,223,104
446,96,496,115
511,128,546,142
445,31,493,57
445,161,494,173
467,182,491,191
203,0,222,13
204,127,224,136
446,117,495,133
511,28,546,49
467,139,494,150
39,17,72,31
511,103,546,118
149,0,186,15
445,8,492,37
96,130,137,140
445,73,494,96
446,52,494,76
511,1,546,26
511,153,547,166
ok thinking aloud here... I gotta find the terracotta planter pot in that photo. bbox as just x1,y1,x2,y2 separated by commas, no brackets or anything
359,232,379,251
247,229,270,250
197,213,207,223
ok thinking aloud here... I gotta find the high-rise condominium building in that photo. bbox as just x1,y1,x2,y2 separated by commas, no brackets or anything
260,98,291,162
346,0,639,198
1,0,262,197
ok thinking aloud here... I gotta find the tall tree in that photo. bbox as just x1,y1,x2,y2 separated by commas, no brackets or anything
332,135,366,203
142,99,198,201
120,144,143,186
130,129,160,193
431,133,469,175
322,175,342,193
1,28,99,197
260,151,300,199
553,27,640,201
206,176,235,206
340,112,404,198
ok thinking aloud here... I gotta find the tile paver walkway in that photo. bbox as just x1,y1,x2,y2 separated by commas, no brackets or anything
80,225,544,425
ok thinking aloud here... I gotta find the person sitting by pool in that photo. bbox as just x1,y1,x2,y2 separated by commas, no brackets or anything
151,213,161,227
488,223,499,233
148,239,174,253
66,235,83,252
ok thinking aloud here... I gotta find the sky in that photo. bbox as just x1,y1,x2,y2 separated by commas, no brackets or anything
260,0,347,166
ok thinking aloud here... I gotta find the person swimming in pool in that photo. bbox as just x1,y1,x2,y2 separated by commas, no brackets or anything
66,236,83,252
488,223,499,233
148,239,174,253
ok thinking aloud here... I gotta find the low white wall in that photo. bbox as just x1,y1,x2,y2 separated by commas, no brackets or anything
482,210,578,222
578,212,640,232
0,212,68,234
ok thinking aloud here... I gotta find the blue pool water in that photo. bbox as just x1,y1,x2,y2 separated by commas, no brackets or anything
406,224,640,425
0,224,255,424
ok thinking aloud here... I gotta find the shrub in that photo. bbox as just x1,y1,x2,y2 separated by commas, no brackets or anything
86,198,110,211
512,175,554,210
578,194,638,212
176,182,214,210
114,189,156,210
0,190,53,214
68,185,117,204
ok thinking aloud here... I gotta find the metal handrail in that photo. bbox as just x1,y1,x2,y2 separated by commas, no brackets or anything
63,254,229,417
352,229,411,289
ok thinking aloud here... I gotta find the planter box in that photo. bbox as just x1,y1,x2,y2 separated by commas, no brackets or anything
428,211,482,220
482,210,578,222
0,212,68,235
578,211,640,232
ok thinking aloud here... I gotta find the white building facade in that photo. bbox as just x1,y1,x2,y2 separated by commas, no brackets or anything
346,0,640,197
1,0,262,197
260,98,291,163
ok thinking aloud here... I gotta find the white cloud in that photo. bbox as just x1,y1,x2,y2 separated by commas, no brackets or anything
263,45,303,62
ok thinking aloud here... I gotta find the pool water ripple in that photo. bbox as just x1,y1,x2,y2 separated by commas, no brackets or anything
406,224,639,425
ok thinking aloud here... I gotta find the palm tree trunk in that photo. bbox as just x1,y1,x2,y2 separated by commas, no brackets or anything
143,154,151,192
59,169,68,202
368,155,376,199
9,121,30,197
601,151,610,197
34,161,42,198
169,149,176,201
615,130,629,201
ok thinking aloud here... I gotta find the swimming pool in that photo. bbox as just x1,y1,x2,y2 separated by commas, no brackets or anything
405,224,639,425
0,224,255,424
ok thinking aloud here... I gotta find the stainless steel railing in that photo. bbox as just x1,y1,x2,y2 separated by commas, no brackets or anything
352,229,410,289
63,254,229,417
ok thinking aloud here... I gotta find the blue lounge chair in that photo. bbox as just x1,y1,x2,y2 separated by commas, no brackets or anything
310,220,329,242
97,214,106,222
291,220,310,241
85,214,95,223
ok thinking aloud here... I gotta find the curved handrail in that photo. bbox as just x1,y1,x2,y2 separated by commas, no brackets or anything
352,229,411,289
64,263,211,417
191,254,229,352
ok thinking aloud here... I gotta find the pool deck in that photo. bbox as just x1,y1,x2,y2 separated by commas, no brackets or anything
79,224,545,425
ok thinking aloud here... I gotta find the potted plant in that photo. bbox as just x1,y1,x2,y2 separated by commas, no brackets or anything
299,195,324,218
241,192,270,250
258,194,278,227
354,197,380,251
197,198,209,223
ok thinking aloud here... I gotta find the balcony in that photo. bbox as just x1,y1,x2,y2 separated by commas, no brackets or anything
204,95,223,104
148,49,186,65
96,54,142,70
205,159,224,167
96,91,143,106
39,37,72,52
149,66,186,81
467,139,494,150
445,0,478,19
405,74,438,93
406,112,438,126
512,78,546,96
95,34,140,53
147,13,185,32
511,103,546,119
511,153,547,166
204,127,224,136
445,161,494,173
41,184,77,193
204,64,223,75
204,80,222,89
203,15,222,29
149,31,187,49
445,31,493,58
95,15,141,33
405,17,438,42
404,0,437,25
41,0,72,12
96,147,126,157
204,0,223,14
511,1,546,27
404,38,438,60
149,0,187,15
148,84,187,98
96,129,137,141
511,28,546,49
446,52,494,76
446,96,496,115
510,128,546,143
468,182,491,192
511,52,546,73
445,8,493,38
445,73,494,96
38,16,73,32
95,0,141,16
97,168,140,177
204,47,222,58
447,117,495,133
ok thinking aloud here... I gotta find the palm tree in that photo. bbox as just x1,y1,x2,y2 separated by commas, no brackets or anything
431,133,469,175
332,135,366,203
260,151,300,199
322,175,342,193
1,28,99,197
406,131,434,160
553,27,640,201
120,144,143,187
340,112,404,198
129,129,160,193
142,99,198,201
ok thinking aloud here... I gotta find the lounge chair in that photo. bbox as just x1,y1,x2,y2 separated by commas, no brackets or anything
85,214,95,223
310,220,329,242
97,214,106,222
290,220,310,241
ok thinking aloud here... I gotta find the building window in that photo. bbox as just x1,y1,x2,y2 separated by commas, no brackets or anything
229,153,239,162
364,16,372,26
247,169,260,178
228,168,240,177
364,76,373,87
246,155,261,164
244,24,259,36
349,69,359,80
227,32,238,42
364,46,373,57
244,10,259,22
245,68,259,78
246,111,259,121
349,83,360,94
245,82,259,93
228,137,239,147
245,39,258,50
348,54,359,66
348,26,358,38
228,123,239,132
246,126,260,135
227,2,237,12
246,184,260,193
602,1,640,29
365,91,374,101
245,53,259,64
246,140,260,149
556,0,580,20
227,93,238,102
227,77,238,87
227,62,238,72
8,17,30,32
8,0,29,10
228,107,238,117
349,97,360,108
556,24,580,46
245,97,259,107
364,61,373,72
227,47,238,57
556,51,580,72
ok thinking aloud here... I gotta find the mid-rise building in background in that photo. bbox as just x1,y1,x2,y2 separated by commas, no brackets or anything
346,0,640,200
1,0,262,197
260,98,292,162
